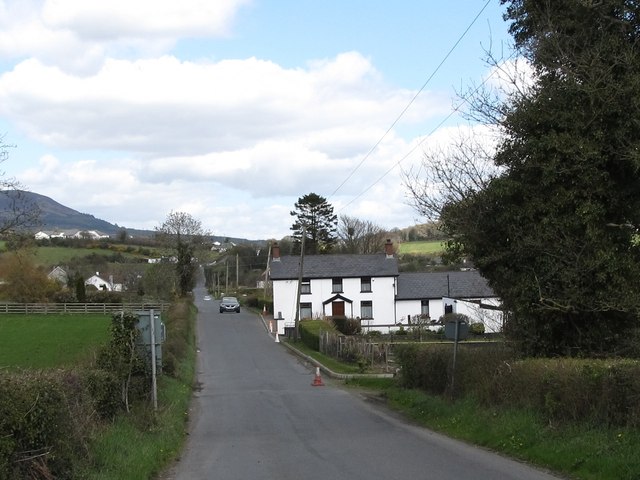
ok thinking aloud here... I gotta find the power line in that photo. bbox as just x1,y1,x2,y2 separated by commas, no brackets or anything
328,0,493,201
336,60,507,213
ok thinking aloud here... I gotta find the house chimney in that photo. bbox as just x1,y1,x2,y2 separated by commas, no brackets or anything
272,242,281,262
384,239,394,258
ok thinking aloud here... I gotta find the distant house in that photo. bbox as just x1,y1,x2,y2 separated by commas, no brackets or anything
72,230,109,240
268,239,503,335
34,229,109,240
85,273,122,292
34,230,68,240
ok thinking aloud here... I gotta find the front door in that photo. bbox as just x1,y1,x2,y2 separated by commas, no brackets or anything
332,301,345,316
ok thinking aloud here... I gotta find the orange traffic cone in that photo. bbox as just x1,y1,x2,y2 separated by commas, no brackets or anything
311,367,324,387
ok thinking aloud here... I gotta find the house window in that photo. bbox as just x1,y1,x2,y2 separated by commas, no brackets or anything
300,279,311,294
421,300,429,316
332,278,343,293
300,302,312,320
361,300,373,319
360,276,372,292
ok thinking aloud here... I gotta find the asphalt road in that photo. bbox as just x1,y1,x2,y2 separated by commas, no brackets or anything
164,284,562,480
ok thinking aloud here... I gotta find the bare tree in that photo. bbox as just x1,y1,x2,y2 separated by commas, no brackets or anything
155,211,209,296
0,136,40,234
402,127,503,222
337,215,388,254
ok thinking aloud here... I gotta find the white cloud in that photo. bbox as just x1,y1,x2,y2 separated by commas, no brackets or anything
0,0,250,72
42,0,250,40
0,1,499,240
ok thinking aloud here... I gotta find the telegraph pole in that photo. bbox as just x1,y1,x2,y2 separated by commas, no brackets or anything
294,227,306,340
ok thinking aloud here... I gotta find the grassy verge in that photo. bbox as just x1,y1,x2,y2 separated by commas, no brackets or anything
83,300,197,479
284,339,363,374
0,314,110,368
346,377,640,480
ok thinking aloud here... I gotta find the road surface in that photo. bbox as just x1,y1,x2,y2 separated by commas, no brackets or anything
164,284,562,480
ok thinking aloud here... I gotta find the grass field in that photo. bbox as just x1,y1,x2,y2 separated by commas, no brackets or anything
33,246,146,265
397,240,444,255
0,314,111,369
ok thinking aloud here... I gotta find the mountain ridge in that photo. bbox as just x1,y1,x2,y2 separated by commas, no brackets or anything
0,190,255,242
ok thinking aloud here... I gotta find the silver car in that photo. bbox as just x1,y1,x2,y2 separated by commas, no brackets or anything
220,296,240,313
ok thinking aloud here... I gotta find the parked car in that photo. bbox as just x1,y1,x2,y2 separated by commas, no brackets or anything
220,296,240,313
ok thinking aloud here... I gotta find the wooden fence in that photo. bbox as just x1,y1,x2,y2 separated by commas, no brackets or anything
0,303,170,315
318,331,396,371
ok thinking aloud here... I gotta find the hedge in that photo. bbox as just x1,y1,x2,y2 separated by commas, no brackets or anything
394,343,640,427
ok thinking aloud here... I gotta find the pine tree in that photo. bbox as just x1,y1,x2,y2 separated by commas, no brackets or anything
290,193,337,255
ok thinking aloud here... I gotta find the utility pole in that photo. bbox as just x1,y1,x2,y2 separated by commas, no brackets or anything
294,227,306,340
236,253,239,291
263,244,271,299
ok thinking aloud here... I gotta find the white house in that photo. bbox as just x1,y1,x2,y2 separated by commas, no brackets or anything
34,229,109,240
269,240,399,335
268,240,502,335
85,274,122,292
72,230,109,240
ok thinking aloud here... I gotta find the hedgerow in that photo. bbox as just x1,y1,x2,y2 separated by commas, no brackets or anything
394,343,640,427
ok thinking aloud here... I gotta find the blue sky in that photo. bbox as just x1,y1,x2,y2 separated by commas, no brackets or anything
0,0,514,240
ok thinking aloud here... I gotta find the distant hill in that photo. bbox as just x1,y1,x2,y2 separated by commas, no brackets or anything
0,190,125,235
0,190,257,244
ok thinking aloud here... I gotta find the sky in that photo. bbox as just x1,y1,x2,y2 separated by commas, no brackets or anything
0,0,514,241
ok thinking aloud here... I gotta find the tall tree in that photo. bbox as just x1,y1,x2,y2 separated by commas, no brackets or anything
425,0,640,356
155,211,208,296
337,215,387,254
290,193,337,255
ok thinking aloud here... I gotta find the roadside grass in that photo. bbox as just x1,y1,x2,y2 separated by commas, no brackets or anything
84,375,194,480
397,240,444,255
345,378,640,480
84,300,197,480
0,314,110,368
284,339,363,374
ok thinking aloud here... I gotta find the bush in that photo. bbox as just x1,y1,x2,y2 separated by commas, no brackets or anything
330,316,361,335
299,320,335,351
489,358,640,427
395,344,450,394
469,322,485,335
0,370,86,479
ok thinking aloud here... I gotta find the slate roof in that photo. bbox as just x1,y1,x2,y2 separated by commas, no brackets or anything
269,254,398,280
396,270,496,300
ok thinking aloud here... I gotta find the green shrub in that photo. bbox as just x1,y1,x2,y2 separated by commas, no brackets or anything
84,369,121,420
489,358,640,427
95,312,151,413
299,320,335,351
330,316,361,335
395,343,515,397
469,322,485,335
0,370,86,480
395,325,408,335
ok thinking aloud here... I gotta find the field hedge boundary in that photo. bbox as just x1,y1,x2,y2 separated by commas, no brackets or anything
395,343,640,427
